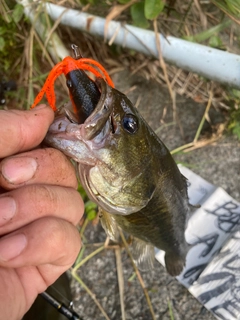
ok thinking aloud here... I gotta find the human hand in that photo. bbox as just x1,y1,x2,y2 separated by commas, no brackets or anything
0,105,84,319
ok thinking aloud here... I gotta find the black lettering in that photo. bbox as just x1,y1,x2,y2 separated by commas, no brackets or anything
206,201,240,232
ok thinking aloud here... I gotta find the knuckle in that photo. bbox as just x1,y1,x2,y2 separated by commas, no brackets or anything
27,184,56,212
16,184,84,224
39,148,78,189
46,219,81,264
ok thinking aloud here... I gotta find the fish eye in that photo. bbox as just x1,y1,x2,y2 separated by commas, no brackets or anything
122,114,138,134
66,79,72,88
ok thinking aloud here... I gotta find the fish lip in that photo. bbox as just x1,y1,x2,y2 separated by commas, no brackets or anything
46,79,115,151
82,79,114,141
47,114,72,134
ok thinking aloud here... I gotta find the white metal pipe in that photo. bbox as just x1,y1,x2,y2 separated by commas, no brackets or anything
45,3,240,89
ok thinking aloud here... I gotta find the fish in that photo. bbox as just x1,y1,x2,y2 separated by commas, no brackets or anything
45,78,190,276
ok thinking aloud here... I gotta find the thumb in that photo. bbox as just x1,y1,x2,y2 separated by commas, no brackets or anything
0,105,54,158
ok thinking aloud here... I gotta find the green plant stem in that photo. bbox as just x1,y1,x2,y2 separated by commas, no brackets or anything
178,0,194,34
170,142,194,154
72,245,105,272
171,91,213,154
71,245,109,319
74,245,86,267
79,217,89,237
119,230,156,320
168,299,175,320
193,91,213,143
115,248,126,320
27,27,34,108
72,271,111,320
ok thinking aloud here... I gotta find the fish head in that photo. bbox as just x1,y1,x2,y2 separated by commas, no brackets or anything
45,79,159,215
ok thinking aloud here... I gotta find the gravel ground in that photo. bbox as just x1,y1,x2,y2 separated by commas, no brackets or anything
70,70,240,320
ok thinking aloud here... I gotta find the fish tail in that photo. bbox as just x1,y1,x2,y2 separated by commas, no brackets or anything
164,252,185,277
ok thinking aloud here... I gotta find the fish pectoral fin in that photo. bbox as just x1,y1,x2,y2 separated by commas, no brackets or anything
99,208,119,242
164,252,185,277
131,238,155,271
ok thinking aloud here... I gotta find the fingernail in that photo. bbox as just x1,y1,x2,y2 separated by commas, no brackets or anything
2,157,38,184
0,233,27,261
0,197,16,226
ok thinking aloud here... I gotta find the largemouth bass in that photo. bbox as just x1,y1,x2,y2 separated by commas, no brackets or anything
45,78,190,276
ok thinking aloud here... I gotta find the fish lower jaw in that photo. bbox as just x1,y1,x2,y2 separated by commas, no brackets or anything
90,193,139,216
82,121,111,149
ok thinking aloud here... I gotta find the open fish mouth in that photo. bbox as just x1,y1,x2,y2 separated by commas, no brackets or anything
46,79,114,150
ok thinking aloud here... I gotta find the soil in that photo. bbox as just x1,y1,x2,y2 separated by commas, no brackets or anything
70,69,240,320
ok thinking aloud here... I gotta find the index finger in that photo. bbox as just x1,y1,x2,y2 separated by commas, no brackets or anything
0,105,54,158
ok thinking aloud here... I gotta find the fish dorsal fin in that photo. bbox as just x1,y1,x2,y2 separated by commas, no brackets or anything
99,208,119,242
131,238,155,271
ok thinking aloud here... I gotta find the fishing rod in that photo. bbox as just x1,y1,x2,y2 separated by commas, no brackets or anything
23,272,83,320
40,291,83,320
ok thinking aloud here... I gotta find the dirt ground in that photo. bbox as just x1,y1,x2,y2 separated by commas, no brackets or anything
70,69,240,320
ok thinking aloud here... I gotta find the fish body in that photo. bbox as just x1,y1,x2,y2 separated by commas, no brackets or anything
45,79,190,276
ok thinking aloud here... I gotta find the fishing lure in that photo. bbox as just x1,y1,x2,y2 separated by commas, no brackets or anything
31,44,114,121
